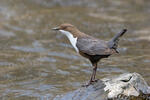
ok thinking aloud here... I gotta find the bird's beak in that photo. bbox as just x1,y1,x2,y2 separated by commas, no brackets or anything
52,27,60,31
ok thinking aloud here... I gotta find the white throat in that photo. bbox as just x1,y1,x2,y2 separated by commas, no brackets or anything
59,30,79,52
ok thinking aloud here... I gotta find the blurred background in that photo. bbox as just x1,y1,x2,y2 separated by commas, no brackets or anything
0,0,150,100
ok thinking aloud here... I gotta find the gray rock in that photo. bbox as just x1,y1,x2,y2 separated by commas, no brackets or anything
54,73,150,100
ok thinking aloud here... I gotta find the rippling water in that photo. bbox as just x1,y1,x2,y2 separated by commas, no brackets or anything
0,0,150,100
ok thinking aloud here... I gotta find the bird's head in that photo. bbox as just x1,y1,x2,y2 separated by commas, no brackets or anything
52,23,75,31
52,23,83,38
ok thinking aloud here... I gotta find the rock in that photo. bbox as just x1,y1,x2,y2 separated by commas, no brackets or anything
53,73,150,100
103,73,150,99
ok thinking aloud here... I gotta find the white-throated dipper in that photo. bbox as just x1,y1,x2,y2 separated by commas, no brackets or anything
52,23,127,87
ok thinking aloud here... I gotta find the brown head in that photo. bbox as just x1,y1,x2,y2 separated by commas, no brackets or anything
52,23,86,38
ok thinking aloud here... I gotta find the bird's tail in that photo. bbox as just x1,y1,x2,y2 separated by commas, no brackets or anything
108,29,127,52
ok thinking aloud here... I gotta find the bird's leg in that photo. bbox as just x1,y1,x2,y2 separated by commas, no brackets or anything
82,63,98,87
82,70,93,87
89,67,95,83
84,63,98,87
82,65,96,87
92,63,98,82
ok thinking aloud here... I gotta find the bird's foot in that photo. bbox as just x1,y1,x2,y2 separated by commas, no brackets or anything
81,79,99,87
91,79,99,83
91,79,99,82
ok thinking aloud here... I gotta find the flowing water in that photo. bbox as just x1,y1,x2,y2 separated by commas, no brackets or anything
0,0,150,100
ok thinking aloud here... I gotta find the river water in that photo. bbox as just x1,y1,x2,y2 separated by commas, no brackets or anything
0,0,150,100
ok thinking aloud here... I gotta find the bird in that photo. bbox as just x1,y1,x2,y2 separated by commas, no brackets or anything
52,23,127,87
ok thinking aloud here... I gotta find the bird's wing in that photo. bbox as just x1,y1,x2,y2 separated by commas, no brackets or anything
76,37,113,55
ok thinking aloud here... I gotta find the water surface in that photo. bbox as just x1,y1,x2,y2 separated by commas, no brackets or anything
0,0,150,100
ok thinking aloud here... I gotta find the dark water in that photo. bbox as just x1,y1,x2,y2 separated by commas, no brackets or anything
0,0,150,100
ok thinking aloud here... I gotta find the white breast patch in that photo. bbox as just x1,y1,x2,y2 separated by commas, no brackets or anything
59,30,79,52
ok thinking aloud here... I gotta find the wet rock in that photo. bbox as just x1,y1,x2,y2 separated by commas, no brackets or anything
54,73,150,100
